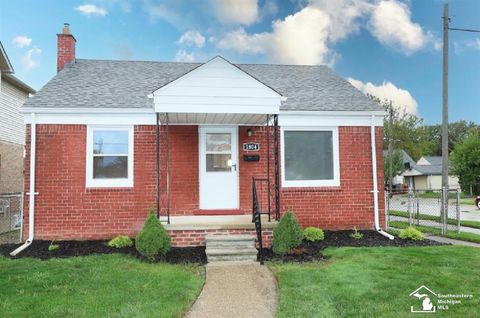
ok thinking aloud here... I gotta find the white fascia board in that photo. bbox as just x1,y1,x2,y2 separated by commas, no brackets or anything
21,107,155,114
279,111,385,127
154,101,279,115
24,108,156,125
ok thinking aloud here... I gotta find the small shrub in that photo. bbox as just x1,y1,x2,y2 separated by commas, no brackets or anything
48,242,60,252
272,211,303,255
136,208,171,260
350,227,364,240
303,227,325,242
108,235,133,248
399,227,425,241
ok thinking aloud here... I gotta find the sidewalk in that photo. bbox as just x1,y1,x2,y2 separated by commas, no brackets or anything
185,262,278,318
426,235,480,248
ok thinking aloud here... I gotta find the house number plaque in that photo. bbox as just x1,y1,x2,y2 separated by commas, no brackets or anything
243,143,260,151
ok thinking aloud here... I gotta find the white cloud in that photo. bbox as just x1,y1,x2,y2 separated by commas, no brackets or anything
12,36,32,48
21,46,42,71
348,77,418,114
211,0,259,25
368,0,429,54
177,30,206,48
174,49,196,62
75,4,108,16
217,6,334,65
214,0,435,64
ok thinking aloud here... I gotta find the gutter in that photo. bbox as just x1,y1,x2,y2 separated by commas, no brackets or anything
370,115,394,240
10,113,36,256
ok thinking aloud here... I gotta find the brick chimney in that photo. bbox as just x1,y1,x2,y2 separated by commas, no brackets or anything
57,23,76,72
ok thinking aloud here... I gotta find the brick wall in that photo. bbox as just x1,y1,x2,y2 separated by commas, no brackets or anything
23,124,385,241
57,33,76,72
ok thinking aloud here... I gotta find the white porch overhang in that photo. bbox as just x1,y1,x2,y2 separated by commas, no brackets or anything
149,56,284,125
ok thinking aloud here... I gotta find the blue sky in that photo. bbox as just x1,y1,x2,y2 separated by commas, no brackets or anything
1,0,478,124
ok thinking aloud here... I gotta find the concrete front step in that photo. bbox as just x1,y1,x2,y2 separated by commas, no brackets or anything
205,234,258,263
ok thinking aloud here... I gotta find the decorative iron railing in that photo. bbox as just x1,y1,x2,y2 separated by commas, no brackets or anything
252,177,264,264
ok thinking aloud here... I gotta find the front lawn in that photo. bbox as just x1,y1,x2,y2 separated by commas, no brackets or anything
0,254,204,317
389,220,480,243
271,246,480,317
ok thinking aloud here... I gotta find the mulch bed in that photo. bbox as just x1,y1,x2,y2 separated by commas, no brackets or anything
0,231,446,264
260,230,448,263
0,240,207,264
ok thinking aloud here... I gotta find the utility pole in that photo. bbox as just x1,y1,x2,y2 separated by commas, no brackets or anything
440,2,480,234
441,3,449,234
388,104,394,193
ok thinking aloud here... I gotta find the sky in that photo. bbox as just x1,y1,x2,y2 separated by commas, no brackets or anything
0,0,479,124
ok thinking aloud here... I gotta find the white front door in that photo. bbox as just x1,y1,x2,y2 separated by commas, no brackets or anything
199,126,238,209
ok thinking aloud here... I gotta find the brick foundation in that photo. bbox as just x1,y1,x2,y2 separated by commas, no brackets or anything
168,228,273,247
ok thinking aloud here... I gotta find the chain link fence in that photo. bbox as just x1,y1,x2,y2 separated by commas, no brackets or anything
0,192,23,244
385,189,460,234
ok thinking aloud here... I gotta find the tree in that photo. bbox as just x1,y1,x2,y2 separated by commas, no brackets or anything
451,132,480,195
368,94,429,160
384,150,404,185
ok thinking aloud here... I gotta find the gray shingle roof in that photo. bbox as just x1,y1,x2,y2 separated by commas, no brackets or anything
23,58,382,112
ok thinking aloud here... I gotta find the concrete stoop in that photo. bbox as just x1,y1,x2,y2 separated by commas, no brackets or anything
205,235,258,262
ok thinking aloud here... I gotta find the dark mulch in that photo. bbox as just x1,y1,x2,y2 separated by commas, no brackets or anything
260,230,448,263
0,240,207,264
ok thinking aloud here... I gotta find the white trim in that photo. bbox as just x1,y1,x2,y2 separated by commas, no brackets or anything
86,125,134,188
281,126,340,187
279,112,384,127
22,109,385,126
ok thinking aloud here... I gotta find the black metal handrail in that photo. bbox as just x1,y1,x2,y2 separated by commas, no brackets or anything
252,177,264,265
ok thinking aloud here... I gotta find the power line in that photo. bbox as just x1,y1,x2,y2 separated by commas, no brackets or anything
449,27,480,33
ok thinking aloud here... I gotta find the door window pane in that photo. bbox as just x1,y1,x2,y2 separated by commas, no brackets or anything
93,156,128,179
206,154,231,172
284,131,333,181
93,130,129,154
206,133,231,152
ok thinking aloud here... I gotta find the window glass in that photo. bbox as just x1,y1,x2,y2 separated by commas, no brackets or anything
206,154,231,172
284,131,334,181
93,130,129,154
93,156,128,179
206,133,231,152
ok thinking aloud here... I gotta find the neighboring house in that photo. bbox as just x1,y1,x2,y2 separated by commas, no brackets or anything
402,155,460,190
20,25,387,246
0,42,36,194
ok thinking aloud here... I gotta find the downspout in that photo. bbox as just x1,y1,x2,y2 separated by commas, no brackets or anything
11,113,36,256
371,115,394,240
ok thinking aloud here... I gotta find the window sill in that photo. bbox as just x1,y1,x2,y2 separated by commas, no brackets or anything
281,186,342,193
86,187,135,193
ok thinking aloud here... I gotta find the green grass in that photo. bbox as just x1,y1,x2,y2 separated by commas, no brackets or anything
417,191,471,199
0,254,204,318
389,220,480,244
388,209,480,229
270,246,480,317
460,198,475,205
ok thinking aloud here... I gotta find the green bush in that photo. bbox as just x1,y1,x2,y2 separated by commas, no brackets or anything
48,242,59,252
399,227,425,241
135,208,171,260
272,211,303,255
303,227,324,242
350,227,364,240
108,235,133,248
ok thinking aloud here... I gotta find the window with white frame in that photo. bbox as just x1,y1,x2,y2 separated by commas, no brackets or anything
281,127,340,187
86,126,134,188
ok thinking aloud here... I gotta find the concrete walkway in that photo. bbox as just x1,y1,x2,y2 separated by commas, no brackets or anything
185,262,278,318
427,235,480,248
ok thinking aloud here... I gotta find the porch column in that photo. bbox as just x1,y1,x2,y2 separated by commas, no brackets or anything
273,114,280,220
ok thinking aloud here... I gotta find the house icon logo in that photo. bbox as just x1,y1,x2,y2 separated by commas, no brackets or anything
409,285,437,313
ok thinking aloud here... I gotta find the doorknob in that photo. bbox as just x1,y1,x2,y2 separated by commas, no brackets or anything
231,164,237,171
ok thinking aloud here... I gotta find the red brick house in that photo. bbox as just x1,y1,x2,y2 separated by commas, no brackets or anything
16,25,391,251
